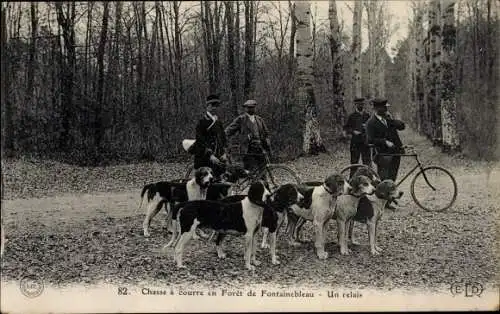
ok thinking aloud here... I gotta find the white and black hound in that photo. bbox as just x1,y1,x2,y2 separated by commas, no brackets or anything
174,181,281,270
285,173,353,259
139,167,215,237
335,179,403,256
208,184,303,266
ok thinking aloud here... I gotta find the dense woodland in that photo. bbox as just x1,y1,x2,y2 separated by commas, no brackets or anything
1,1,498,165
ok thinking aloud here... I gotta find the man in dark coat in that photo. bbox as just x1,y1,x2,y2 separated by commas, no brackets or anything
190,94,228,178
225,99,271,171
344,97,371,177
365,98,406,182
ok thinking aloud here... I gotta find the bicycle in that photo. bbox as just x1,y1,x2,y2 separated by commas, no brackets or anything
340,144,458,212
183,152,301,194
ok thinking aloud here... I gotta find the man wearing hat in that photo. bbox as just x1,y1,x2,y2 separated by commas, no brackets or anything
366,98,406,183
225,99,271,171
343,97,371,177
190,94,228,178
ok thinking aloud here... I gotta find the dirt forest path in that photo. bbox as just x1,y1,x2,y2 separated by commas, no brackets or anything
1,128,499,290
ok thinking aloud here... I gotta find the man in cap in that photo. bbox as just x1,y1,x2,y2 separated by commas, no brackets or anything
366,98,406,183
190,94,228,178
343,97,371,177
225,99,271,172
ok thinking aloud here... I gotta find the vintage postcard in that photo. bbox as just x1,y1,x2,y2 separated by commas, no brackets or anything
1,0,498,312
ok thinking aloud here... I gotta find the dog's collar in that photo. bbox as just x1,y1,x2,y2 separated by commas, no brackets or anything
323,184,334,195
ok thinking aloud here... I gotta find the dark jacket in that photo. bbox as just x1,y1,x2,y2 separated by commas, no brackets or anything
365,114,405,153
344,110,371,144
225,114,270,153
192,113,227,169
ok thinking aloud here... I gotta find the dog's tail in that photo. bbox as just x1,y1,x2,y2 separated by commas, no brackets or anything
137,184,153,213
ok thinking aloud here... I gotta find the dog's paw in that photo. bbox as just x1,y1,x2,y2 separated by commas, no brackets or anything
340,248,351,255
317,251,329,260
261,242,270,249
143,230,151,237
271,256,280,265
176,264,187,269
370,249,380,256
192,233,200,240
375,246,383,253
217,252,227,259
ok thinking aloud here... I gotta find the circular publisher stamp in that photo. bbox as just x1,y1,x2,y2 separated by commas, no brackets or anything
20,275,44,298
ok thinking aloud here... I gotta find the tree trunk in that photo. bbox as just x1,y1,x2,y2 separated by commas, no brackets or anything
328,0,346,140
225,1,238,116
1,4,14,156
244,1,255,99
440,0,460,151
428,0,442,144
55,2,77,152
413,4,426,134
287,1,296,80
295,1,325,155
351,0,362,98
173,1,183,113
95,2,110,153
26,2,38,107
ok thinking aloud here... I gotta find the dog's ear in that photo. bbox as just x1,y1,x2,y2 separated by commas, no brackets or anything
375,180,394,200
324,174,343,194
248,181,266,204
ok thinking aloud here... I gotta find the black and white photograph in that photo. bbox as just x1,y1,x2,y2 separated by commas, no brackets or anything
1,0,499,312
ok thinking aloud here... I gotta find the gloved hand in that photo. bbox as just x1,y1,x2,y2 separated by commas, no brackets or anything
209,154,220,164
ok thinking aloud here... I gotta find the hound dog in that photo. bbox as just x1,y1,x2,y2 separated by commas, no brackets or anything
174,181,274,270
347,167,381,245
335,180,403,255
139,167,215,237
165,183,303,264
286,174,351,259
213,184,303,265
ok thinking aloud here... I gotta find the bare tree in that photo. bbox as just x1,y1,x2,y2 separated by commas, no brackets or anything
225,1,238,115
440,0,460,151
427,0,442,143
295,1,325,154
94,2,110,152
244,0,255,99
351,0,362,98
329,0,346,139
1,3,14,156
55,2,77,151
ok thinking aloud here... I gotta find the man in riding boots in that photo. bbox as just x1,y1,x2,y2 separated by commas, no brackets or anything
225,99,271,172
190,94,229,179
344,97,371,178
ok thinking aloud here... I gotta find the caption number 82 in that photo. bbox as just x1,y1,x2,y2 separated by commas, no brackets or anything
118,287,129,295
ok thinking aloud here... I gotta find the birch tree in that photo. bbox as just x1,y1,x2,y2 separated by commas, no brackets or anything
329,0,346,139
427,0,442,143
295,1,325,154
351,0,362,98
440,0,460,151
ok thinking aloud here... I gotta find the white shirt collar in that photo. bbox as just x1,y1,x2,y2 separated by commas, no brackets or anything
375,113,387,125
246,113,256,123
206,111,217,121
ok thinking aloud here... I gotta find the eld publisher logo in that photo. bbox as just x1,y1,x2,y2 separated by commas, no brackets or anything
450,281,484,297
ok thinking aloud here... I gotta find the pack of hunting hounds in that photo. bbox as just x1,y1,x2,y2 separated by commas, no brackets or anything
138,165,403,270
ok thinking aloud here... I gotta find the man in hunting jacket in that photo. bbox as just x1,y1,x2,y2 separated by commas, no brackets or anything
225,99,271,172
190,94,228,178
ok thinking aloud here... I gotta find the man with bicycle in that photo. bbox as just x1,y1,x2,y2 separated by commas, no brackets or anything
366,98,406,181
225,99,271,172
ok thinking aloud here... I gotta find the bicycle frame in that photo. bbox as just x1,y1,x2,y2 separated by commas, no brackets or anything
374,151,438,191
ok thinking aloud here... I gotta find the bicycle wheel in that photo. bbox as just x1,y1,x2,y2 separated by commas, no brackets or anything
260,164,301,191
410,166,457,212
340,164,379,181
183,163,194,180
